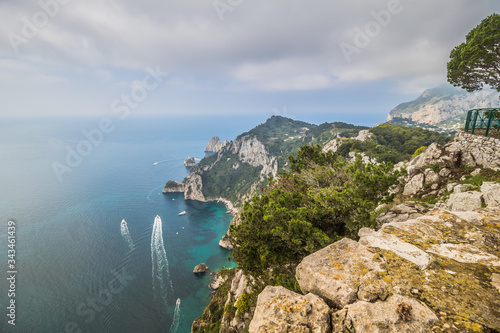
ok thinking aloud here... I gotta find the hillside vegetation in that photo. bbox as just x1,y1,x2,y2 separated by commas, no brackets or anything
231,145,402,275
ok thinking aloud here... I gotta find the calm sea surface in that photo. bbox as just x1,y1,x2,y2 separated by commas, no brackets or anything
0,115,265,333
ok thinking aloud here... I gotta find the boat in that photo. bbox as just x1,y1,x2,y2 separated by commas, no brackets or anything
153,162,158,166
178,211,187,216
176,298,181,305
121,219,126,226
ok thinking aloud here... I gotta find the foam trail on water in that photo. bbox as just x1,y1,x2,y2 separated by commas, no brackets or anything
151,215,173,304
120,220,134,250
170,299,181,332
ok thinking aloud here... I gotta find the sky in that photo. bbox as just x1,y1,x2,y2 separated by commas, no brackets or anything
0,0,499,124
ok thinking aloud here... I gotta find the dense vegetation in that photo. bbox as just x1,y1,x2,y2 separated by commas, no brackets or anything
199,151,264,202
336,124,452,164
230,145,401,275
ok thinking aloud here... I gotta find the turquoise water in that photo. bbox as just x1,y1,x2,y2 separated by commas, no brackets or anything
0,116,258,333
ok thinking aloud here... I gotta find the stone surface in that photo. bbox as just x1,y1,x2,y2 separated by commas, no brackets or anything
334,294,438,333
481,182,500,208
492,274,500,294
193,263,209,274
359,228,431,270
403,173,425,196
248,286,331,333
218,232,233,250
446,191,483,211
296,238,385,309
426,243,500,266
205,136,227,152
184,157,196,167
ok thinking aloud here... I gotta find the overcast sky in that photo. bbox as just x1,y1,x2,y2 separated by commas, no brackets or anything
0,0,499,124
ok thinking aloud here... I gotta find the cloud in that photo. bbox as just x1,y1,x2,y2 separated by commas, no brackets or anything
0,0,499,116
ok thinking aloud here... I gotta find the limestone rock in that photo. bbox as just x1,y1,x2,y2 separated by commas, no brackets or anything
184,157,196,167
359,228,430,270
446,191,483,211
184,174,205,201
205,136,227,152
353,129,374,142
426,243,500,266
219,232,233,250
248,286,331,333
296,238,385,309
403,173,425,196
193,263,209,274
492,274,500,294
209,271,226,290
334,294,438,333
481,182,500,207
424,169,440,184
453,183,475,193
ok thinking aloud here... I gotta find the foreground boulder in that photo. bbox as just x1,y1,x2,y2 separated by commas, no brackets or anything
296,238,386,309
332,294,438,333
249,286,331,333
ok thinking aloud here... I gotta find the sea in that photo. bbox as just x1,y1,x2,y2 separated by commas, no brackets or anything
0,113,381,333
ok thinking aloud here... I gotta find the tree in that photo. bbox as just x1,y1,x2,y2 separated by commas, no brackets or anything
447,14,500,93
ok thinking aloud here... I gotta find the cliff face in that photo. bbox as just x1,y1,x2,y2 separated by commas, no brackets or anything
183,134,278,202
386,84,499,132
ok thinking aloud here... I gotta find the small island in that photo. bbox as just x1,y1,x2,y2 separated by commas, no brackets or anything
162,180,185,193
193,263,209,274
184,157,196,167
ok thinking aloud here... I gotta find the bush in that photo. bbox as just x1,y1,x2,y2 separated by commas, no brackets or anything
412,146,428,158
231,145,401,275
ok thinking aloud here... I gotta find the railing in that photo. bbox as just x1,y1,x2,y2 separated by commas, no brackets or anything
464,108,500,138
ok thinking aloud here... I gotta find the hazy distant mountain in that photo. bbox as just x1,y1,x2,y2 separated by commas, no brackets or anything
386,84,499,133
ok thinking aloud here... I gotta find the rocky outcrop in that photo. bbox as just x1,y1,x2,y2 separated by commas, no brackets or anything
296,238,387,309
205,136,228,153
193,263,209,274
353,129,374,142
253,199,500,332
402,131,500,198
209,271,226,290
333,294,438,333
249,286,331,333
162,181,185,193
218,233,233,250
231,135,278,179
481,182,500,207
386,84,499,131
184,173,205,201
184,157,196,167
220,270,255,332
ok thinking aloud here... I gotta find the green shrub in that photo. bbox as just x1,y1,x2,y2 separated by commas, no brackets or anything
412,146,428,158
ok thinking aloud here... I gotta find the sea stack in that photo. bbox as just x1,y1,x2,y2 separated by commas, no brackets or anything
193,263,209,274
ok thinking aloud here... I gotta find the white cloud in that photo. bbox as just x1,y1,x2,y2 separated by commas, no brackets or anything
0,0,499,116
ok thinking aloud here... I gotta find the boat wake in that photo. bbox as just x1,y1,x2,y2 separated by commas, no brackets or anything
152,159,176,166
170,299,181,332
120,220,134,251
151,215,173,304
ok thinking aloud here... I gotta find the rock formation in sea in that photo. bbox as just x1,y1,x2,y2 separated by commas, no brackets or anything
184,157,196,167
205,136,228,153
193,263,209,274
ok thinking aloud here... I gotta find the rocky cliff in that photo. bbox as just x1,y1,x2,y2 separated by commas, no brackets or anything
195,130,500,333
386,84,499,132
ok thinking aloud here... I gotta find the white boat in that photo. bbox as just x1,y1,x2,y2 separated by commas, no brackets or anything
178,211,187,216
121,219,127,226
153,162,158,166
176,298,181,305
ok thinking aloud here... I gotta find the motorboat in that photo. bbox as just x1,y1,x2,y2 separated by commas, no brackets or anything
121,219,126,226
178,211,187,216
176,298,181,305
